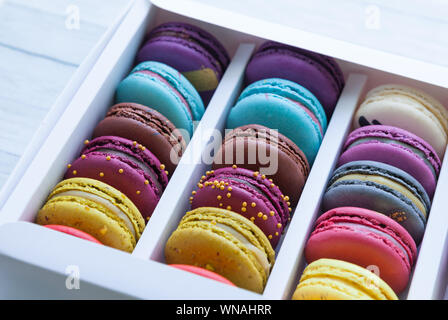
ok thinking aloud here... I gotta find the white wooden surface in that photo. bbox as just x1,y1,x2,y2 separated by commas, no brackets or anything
0,0,131,189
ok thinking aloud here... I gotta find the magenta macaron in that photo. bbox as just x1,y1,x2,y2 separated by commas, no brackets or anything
190,167,291,248
338,125,441,198
305,207,417,294
65,136,169,221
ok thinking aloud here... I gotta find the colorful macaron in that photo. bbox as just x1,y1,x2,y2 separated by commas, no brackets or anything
165,207,275,293
44,225,103,245
92,103,186,174
170,264,235,287
36,178,145,252
115,61,205,138
292,258,398,300
305,207,417,294
245,41,345,117
212,124,310,207
64,136,168,221
354,84,448,159
338,125,441,199
190,167,291,248
322,161,430,245
226,78,327,165
136,22,230,105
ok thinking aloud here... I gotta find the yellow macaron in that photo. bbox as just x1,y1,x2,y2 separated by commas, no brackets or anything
165,207,275,293
36,177,145,252
292,258,398,300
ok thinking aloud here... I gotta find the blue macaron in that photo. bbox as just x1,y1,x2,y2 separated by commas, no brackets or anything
115,61,205,138
226,78,327,165
322,160,431,245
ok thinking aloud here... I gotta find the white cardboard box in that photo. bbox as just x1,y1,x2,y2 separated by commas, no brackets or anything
0,0,447,299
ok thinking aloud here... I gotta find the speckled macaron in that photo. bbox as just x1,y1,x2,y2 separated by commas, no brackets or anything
64,136,168,221
189,167,291,248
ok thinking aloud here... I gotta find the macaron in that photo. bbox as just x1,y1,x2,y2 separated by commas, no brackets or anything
136,22,230,105
44,225,103,245
305,207,417,294
322,161,431,245
245,41,345,117
190,167,291,248
354,84,448,159
115,61,205,137
339,125,441,198
170,264,236,286
36,178,145,252
165,207,275,293
292,258,398,300
212,124,310,206
226,78,327,165
92,103,186,174
64,136,168,221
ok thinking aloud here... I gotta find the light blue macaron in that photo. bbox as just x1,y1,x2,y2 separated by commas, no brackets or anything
227,78,327,165
115,61,205,138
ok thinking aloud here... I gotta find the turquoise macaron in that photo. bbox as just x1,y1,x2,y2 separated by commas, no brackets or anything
226,78,327,165
115,61,205,138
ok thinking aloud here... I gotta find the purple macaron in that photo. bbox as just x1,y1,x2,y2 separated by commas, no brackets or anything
338,125,441,199
65,136,169,221
245,41,345,118
136,22,230,105
189,167,291,248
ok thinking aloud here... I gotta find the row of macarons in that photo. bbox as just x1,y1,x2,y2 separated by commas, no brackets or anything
293,84,448,300
35,21,344,252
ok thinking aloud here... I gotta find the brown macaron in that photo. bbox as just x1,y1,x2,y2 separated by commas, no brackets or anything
92,103,186,175
212,124,310,206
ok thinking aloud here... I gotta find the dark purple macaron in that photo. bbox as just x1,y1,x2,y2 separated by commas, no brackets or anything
190,167,291,248
136,22,230,105
245,41,345,118
65,136,169,221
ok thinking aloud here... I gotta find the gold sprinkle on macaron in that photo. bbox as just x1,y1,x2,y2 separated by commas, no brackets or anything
228,187,232,192
227,193,231,198
258,212,263,218
232,165,237,169
220,185,225,190
219,203,223,207
270,211,275,216
253,172,259,177
192,191,197,195
84,140,89,145
270,183,275,188
160,164,165,170
261,174,266,179
242,202,247,207
277,223,282,229
201,175,206,180
284,196,290,201
268,235,273,239
289,208,292,212
72,170,77,175
136,190,141,195
198,183,203,188
189,197,193,201
67,164,72,169
250,217,255,222
226,206,232,210
106,156,111,161
241,207,247,212
263,215,268,220
81,154,86,159
99,172,104,177
133,141,137,146
165,171,169,175
275,232,279,236
119,168,124,174
217,195,222,200
145,180,149,185
206,171,211,175
251,202,256,207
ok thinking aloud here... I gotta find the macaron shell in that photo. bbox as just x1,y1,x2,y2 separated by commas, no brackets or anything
92,103,186,174
246,43,343,117
354,91,447,159
305,207,417,294
44,225,103,244
339,141,437,198
227,93,322,164
212,125,309,206
293,258,398,300
37,196,136,252
65,152,159,221
170,264,236,286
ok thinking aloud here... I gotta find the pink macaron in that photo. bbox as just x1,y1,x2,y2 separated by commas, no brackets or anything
44,225,102,244
170,264,236,286
190,167,291,248
305,207,417,294
338,125,441,198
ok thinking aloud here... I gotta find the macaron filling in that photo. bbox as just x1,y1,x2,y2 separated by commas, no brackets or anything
333,174,427,218
347,137,437,178
133,70,193,119
287,98,323,135
50,190,137,239
204,221,271,276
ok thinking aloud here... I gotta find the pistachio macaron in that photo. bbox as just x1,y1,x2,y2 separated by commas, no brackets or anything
36,178,145,252
165,207,275,293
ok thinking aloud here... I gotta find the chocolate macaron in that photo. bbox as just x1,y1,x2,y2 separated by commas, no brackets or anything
93,103,186,175
65,136,168,221
212,124,309,206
